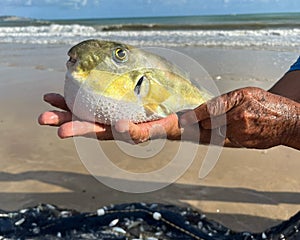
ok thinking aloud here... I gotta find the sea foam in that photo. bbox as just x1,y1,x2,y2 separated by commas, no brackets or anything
0,22,299,51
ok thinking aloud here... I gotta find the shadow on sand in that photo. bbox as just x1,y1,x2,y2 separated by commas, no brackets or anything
0,170,299,232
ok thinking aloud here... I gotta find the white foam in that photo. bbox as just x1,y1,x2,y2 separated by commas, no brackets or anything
0,24,299,51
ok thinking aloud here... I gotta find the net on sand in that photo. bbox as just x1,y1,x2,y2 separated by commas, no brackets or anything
0,203,299,240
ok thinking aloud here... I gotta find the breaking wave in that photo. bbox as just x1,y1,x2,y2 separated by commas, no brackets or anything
0,23,300,51
1,13,300,51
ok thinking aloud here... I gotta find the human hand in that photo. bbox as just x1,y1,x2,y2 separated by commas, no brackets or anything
38,93,183,143
180,87,300,149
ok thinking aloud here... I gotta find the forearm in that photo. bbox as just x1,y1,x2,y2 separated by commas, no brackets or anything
282,99,300,150
267,68,300,149
269,70,300,103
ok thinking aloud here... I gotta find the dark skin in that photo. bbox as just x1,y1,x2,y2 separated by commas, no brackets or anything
38,70,300,150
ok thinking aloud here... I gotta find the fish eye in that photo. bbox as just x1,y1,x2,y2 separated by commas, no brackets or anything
113,48,128,63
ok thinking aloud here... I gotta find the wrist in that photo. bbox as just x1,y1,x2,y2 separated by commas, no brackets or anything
282,102,300,150
284,120,300,150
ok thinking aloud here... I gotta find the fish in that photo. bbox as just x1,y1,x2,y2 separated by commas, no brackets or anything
64,39,211,125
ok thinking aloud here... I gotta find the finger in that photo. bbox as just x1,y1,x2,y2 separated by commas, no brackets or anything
180,89,244,126
183,122,240,147
43,93,69,111
142,114,180,140
202,127,228,145
115,114,181,143
115,119,155,143
181,125,225,145
179,104,207,127
224,138,242,148
38,110,73,126
113,120,142,144
58,121,113,139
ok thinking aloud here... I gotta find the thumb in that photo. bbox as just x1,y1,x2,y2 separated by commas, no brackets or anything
180,89,244,126
115,120,151,143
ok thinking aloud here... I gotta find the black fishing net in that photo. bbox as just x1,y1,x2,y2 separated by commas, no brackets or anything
0,203,299,240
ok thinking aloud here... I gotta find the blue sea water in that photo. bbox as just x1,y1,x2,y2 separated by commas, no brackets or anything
0,13,300,51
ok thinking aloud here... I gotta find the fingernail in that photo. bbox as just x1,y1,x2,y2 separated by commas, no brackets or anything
45,114,58,124
43,93,51,101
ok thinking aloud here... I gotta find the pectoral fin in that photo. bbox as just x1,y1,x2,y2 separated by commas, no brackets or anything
143,103,173,118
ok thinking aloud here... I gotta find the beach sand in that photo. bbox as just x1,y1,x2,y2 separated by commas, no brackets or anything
0,43,299,232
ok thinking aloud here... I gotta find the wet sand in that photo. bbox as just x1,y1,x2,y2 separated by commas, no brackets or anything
0,43,299,232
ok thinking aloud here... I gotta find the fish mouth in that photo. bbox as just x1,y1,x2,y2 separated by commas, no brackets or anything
66,56,77,70
66,52,78,70
68,56,77,64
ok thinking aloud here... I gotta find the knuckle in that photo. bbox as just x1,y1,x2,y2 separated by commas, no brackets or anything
207,97,225,116
240,87,262,98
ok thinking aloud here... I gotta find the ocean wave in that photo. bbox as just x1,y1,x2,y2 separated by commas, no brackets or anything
98,22,300,31
0,24,300,51
0,24,96,35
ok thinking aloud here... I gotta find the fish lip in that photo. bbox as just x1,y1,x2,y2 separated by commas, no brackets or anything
66,52,78,70
66,59,75,70
66,50,78,68
68,57,77,64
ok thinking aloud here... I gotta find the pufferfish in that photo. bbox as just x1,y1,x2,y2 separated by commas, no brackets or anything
64,39,211,125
